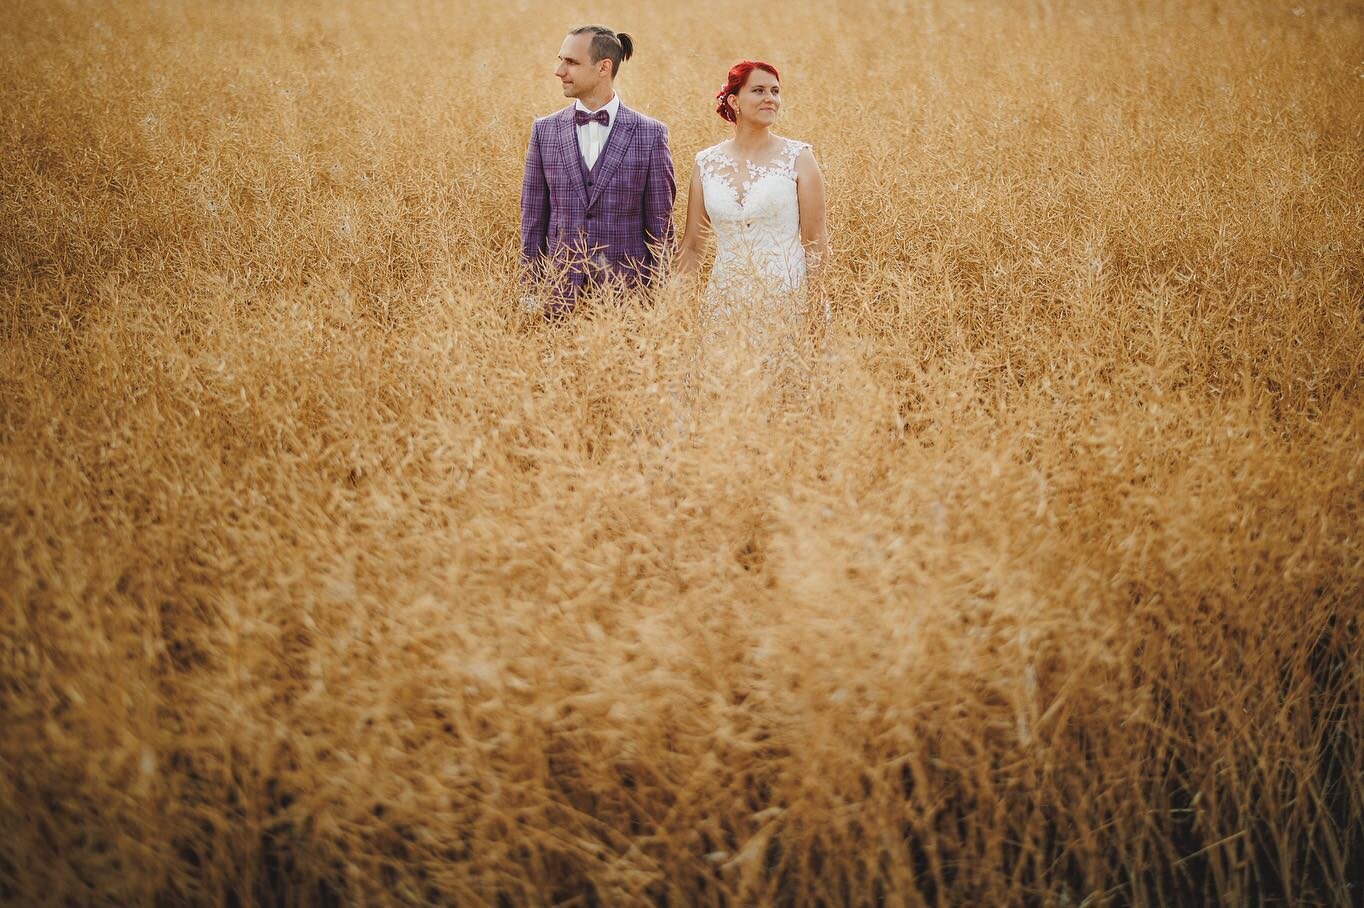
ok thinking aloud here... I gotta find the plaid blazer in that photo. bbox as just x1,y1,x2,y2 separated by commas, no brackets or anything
520,104,676,308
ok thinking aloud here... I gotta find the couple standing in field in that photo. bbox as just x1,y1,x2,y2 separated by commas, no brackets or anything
519,25,829,335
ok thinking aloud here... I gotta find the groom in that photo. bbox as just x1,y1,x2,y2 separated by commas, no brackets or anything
519,26,676,316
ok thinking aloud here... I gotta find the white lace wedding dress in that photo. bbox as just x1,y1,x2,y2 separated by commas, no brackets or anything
695,137,811,337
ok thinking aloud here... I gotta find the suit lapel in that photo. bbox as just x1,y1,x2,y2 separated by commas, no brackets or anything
556,107,589,207
587,105,639,210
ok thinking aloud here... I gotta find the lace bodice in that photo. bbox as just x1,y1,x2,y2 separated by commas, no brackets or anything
696,137,810,313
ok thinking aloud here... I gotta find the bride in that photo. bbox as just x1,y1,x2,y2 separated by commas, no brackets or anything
674,61,829,337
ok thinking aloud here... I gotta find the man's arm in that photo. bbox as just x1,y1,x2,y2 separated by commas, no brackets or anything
519,121,551,281
641,124,677,281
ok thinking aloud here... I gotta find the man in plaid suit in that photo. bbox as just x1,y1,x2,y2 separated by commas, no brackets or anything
520,26,676,316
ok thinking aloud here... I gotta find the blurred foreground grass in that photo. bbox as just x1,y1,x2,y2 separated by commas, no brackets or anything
2,0,1362,903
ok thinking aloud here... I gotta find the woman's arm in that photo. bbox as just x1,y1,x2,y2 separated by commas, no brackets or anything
795,147,829,284
673,164,710,277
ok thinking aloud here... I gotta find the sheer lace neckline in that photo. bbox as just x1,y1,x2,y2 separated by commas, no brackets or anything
701,137,804,207
713,137,798,169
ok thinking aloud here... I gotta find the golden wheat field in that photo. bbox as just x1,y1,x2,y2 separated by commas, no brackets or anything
2,0,1363,904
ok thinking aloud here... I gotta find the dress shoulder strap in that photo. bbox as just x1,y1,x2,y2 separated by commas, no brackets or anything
784,138,811,162
695,143,724,168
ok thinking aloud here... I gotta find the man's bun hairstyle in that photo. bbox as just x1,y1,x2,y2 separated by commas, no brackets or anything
570,25,632,77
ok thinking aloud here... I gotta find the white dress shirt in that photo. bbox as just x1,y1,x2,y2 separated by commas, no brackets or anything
574,92,619,171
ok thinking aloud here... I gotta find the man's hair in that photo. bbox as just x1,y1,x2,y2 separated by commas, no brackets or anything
569,25,633,78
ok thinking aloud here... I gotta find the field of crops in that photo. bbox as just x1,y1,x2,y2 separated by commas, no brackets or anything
2,0,1362,903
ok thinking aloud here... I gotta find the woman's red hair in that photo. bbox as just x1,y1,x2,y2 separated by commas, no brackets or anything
715,61,780,123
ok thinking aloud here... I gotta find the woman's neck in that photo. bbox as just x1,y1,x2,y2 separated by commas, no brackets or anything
731,122,774,155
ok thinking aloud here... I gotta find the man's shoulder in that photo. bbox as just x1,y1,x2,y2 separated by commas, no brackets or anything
531,106,573,130
619,106,669,135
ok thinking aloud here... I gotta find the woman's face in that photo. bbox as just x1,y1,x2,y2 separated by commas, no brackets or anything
729,69,780,126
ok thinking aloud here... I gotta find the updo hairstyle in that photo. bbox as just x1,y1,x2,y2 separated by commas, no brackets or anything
714,60,780,123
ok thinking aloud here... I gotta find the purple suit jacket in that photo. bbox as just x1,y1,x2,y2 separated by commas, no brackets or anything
520,104,676,309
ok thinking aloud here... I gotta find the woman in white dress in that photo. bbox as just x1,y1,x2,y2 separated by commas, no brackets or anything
674,61,829,338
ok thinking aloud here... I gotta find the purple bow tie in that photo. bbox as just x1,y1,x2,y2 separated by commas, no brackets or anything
575,108,610,127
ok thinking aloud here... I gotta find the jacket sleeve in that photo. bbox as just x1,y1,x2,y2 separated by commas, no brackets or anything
641,124,677,279
519,121,551,280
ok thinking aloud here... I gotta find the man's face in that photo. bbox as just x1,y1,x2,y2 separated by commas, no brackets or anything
554,33,608,99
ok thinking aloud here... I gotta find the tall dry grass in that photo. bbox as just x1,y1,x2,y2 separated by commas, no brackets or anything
2,0,1362,904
